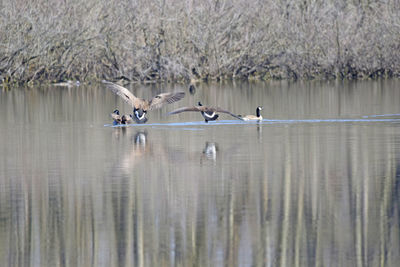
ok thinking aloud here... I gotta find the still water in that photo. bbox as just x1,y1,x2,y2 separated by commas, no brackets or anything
0,80,400,266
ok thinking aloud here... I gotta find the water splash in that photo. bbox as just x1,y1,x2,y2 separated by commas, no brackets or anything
362,113,400,118
104,117,400,128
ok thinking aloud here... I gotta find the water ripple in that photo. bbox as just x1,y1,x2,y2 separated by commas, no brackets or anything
362,113,400,118
104,117,400,128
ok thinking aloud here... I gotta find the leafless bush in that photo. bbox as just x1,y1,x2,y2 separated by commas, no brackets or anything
1,0,399,84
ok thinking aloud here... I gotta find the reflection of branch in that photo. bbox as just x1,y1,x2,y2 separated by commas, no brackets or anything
280,128,291,267
379,145,394,266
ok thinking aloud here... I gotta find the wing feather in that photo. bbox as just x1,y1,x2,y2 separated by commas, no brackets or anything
149,92,185,110
214,107,243,120
111,112,121,121
168,106,201,115
102,80,139,108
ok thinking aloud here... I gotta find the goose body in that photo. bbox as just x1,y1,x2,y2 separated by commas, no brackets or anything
111,109,122,124
103,80,185,123
240,106,263,121
168,101,241,123
111,109,134,125
121,114,134,124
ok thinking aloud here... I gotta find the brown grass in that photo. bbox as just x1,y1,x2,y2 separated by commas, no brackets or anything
1,0,400,84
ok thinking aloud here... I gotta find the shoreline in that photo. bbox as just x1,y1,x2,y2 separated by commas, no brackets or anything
2,1,400,86
1,67,399,87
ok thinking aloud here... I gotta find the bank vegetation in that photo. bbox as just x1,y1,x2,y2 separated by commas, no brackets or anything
1,0,399,84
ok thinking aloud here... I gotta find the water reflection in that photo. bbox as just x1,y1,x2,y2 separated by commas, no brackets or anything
257,124,262,143
133,131,147,147
189,84,196,95
0,80,400,266
201,142,218,162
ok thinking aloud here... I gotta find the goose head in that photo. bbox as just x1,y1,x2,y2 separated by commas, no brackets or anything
133,108,147,120
256,106,263,117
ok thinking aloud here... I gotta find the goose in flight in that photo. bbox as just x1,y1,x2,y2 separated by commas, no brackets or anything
168,101,242,123
103,80,185,123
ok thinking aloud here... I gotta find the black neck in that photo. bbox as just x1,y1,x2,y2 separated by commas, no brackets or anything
256,108,260,117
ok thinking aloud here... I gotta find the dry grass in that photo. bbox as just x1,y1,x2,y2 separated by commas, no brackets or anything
1,0,399,84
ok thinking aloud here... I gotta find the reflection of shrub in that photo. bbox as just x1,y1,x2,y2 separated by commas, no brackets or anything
1,0,399,84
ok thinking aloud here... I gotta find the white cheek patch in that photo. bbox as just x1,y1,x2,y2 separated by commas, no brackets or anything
204,112,215,119
135,111,146,120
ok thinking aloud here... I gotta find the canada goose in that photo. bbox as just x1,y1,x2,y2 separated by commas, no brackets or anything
239,106,263,121
103,80,185,123
168,101,242,123
111,109,133,125
111,109,121,124
121,114,133,124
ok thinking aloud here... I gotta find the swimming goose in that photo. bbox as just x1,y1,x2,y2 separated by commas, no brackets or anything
239,106,263,121
121,114,133,124
111,109,123,124
168,101,242,123
103,80,185,123
111,109,133,125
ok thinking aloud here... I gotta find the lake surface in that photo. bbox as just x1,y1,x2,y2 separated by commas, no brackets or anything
1,80,400,266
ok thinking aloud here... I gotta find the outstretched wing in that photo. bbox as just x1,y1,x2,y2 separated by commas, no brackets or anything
149,92,185,110
102,80,140,108
168,106,200,115
214,107,243,120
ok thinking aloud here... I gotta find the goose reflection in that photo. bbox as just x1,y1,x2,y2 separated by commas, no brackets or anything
257,124,262,143
112,125,127,139
133,131,147,149
189,84,196,95
200,142,219,164
119,130,152,171
112,130,224,170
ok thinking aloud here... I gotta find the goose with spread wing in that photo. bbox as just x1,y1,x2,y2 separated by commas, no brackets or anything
103,80,185,123
168,101,242,123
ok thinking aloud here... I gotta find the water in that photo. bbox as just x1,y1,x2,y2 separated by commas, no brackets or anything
1,80,400,266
